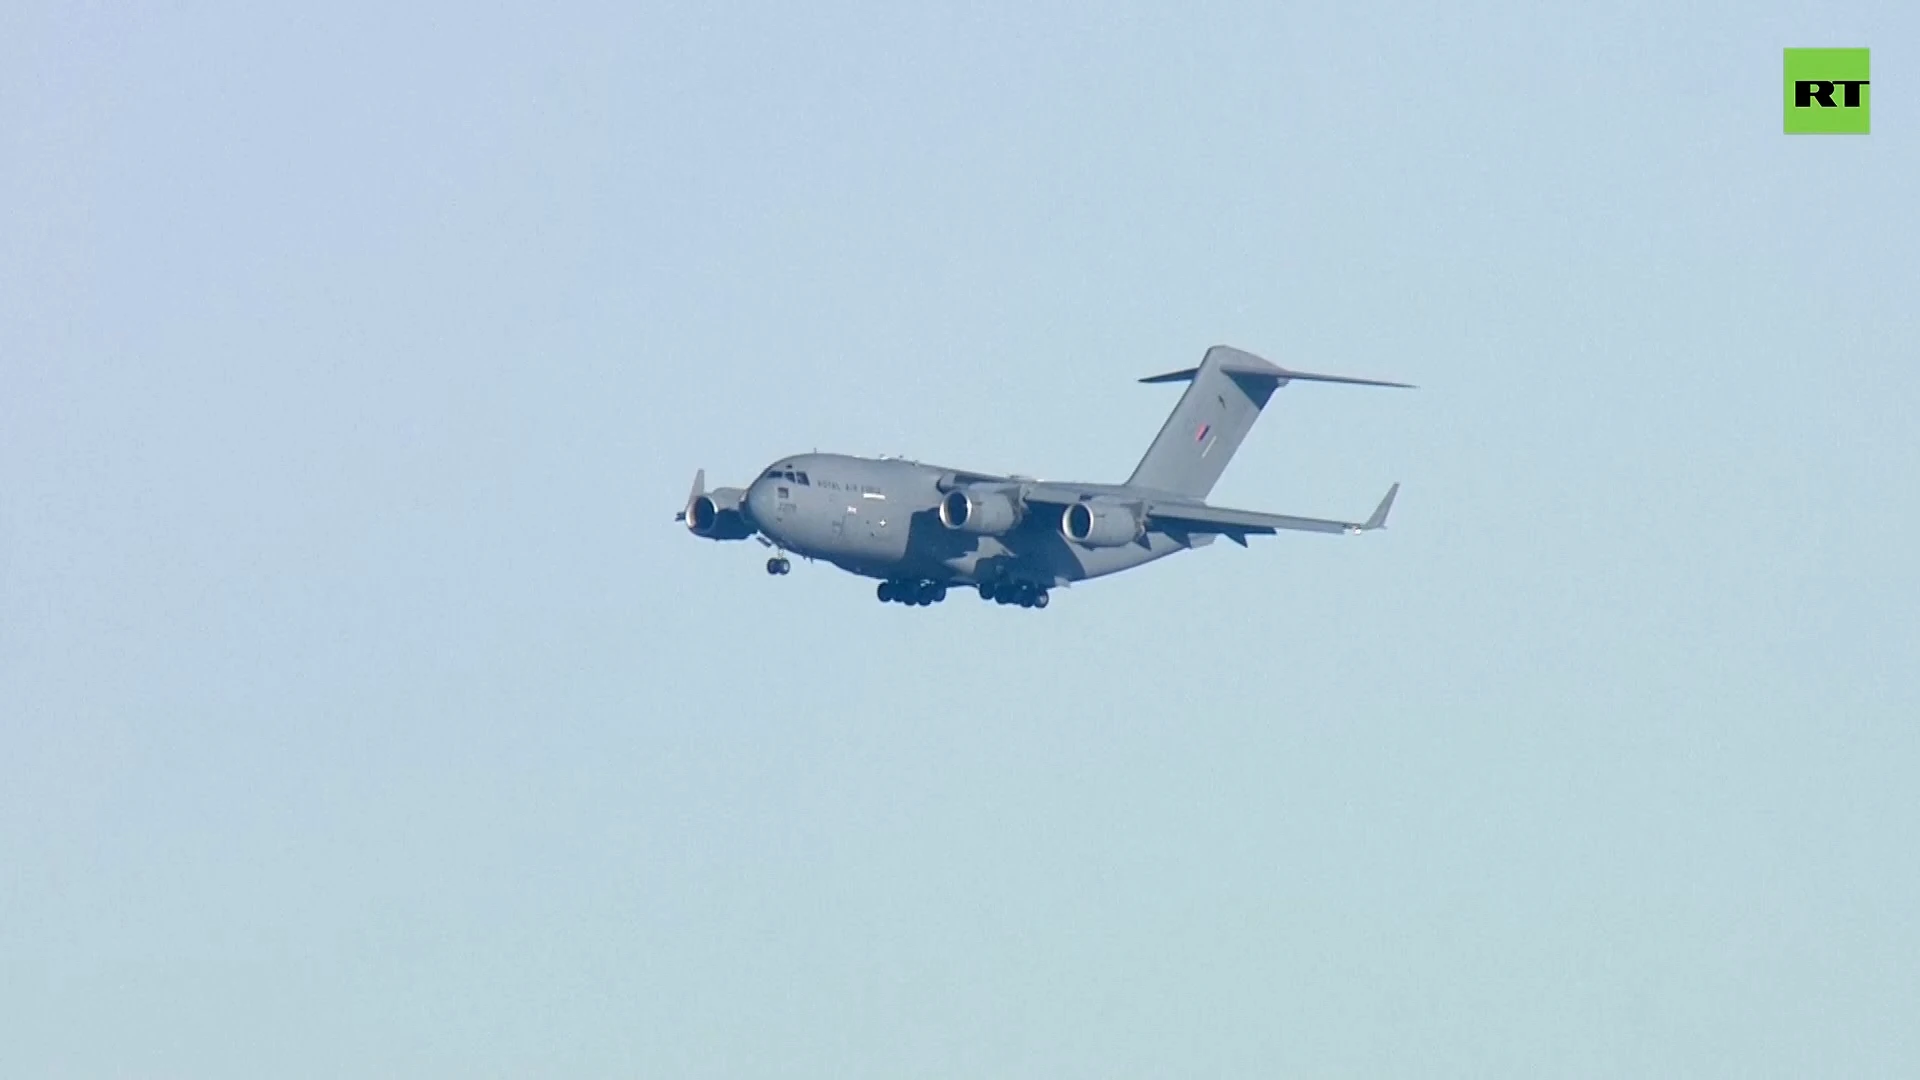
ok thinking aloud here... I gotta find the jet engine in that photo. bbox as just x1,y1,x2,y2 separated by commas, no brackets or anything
1061,500,1145,547
939,487,1023,535
683,487,756,541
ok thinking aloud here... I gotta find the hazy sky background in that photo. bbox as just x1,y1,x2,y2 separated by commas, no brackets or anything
4,1,1916,1076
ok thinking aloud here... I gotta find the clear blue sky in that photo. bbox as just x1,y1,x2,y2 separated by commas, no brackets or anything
4,2,1916,1076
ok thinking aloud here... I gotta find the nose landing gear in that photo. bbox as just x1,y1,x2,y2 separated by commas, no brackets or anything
766,556,791,575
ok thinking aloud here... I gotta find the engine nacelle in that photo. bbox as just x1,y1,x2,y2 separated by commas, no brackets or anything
684,487,756,541
1061,500,1145,547
939,487,1023,535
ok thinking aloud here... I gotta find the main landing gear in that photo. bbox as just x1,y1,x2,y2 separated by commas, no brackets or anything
874,577,1050,610
878,579,947,606
765,556,791,576
978,579,1049,609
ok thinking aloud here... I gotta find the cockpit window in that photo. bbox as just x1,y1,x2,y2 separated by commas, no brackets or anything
794,472,810,486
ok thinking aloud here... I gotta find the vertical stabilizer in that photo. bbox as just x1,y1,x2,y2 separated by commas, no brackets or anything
1126,345,1412,498
1125,346,1282,497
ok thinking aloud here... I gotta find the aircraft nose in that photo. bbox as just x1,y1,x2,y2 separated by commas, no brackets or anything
745,479,775,528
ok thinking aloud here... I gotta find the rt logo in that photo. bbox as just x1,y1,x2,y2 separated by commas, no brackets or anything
1785,48,1870,134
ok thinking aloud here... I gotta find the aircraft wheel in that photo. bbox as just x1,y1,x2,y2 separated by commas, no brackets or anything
931,585,948,603
877,581,894,603
978,582,996,601
1032,591,1050,609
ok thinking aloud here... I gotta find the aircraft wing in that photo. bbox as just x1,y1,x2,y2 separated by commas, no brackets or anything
1021,481,1398,543
1146,487,1397,539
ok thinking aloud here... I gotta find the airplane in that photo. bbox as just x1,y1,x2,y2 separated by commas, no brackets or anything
677,344,1411,610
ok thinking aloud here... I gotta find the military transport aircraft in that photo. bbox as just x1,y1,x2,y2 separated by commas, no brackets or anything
677,345,1410,610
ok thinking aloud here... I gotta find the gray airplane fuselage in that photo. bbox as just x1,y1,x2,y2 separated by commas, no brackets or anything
745,452,1181,589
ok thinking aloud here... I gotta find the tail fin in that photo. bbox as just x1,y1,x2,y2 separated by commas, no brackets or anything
1126,345,1412,498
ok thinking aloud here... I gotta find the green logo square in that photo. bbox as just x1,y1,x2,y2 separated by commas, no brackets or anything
1785,48,1870,134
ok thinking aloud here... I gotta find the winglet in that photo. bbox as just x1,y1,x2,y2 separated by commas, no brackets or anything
675,468,706,521
1362,482,1399,531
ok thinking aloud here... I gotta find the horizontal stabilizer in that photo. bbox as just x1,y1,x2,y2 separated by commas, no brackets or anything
1138,367,1203,384
1139,356,1414,390
1269,368,1416,389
